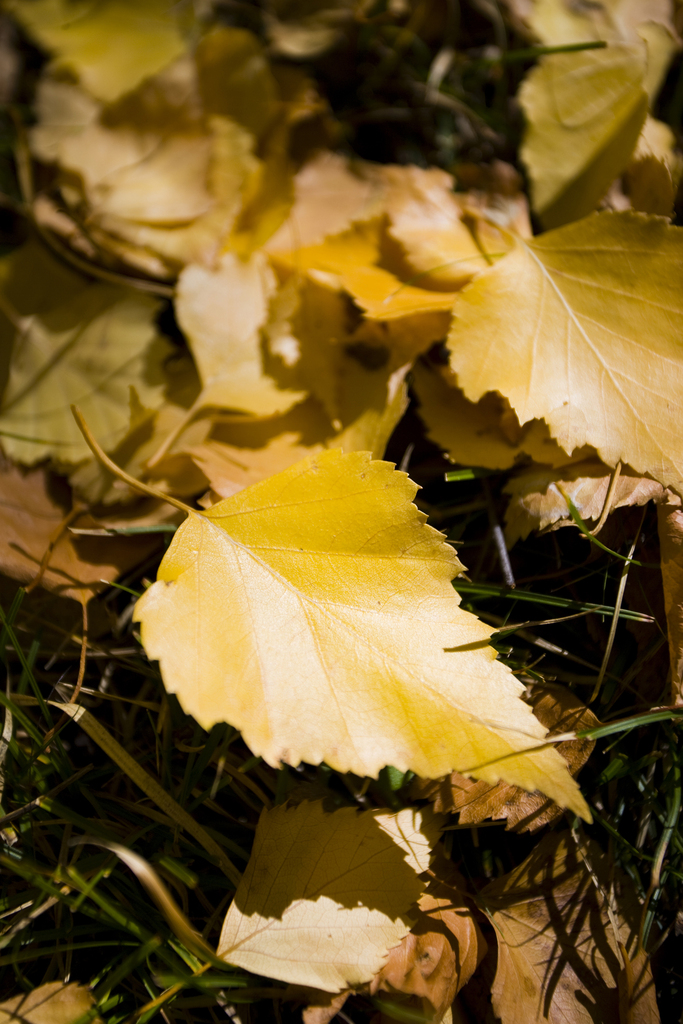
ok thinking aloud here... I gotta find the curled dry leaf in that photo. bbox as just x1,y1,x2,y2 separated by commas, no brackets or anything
481,831,661,1023
0,240,170,466
0,456,165,602
624,117,683,217
657,496,683,705
447,212,683,495
413,360,591,472
413,684,598,833
369,858,487,1023
218,800,437,991
134,449,589,814
5,0,185,103
0,981,101,1024
519,45,648,228
504,458,666,545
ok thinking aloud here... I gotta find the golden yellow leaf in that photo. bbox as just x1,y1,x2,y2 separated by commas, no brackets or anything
447,212,683,494
175,252,305,416
526,0,678,100
6,0,185,103
195,27,278,139
382,165,494,290
656,496,683,705
134,449,588,814
218,800,437,990
342,265,458,321
504,459,666,545
188,399,330,501
414,685,598,833
265,151,385,253
0,981,101,1024
412,361,585,472
482,832,660,1024
0,241,170,465
519,45,648,227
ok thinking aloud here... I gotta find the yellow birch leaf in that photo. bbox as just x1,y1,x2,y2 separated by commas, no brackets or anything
6,0,186,103
447,212,683,494
342,265,458,321
175,252,305,416
0,981,101,1024
134,449,588,814
519,45,648,228
412,361,585,471
265,151,384,253
527,0,679,100
218,800,436,990
383,165,495,290
188,398,331,500
0,242,170,465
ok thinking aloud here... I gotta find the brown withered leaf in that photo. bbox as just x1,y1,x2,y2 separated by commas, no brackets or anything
413,684,598,833
657,496,683,705
481,831,660,1023
0,457,160,603
504,459,666,546
369,858,487,1023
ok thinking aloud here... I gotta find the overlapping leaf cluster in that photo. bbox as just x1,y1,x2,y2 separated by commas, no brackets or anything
0,0,682,1020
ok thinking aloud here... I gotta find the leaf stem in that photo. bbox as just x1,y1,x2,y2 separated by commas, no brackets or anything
70,406,194,517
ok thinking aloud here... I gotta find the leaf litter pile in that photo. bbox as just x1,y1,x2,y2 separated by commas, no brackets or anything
1,0,683,1021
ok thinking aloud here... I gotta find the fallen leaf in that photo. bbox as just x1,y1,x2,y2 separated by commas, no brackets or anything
0,240,170,465
519,45,648,227
0,456,159,602
657,496,683,705
195,26,278,140
447,212,683,494
218,800,437,990
504,459,666,545
266,0,356,58
413,685,598,833
412,361,589,472
188,398,330,500
525,0,679,100
369,858,487,1022
265,151,385,254
134,449,589,814
481,831,661,1023
342,264,458,321
624,117,683,216
175,251,305,416
382,165,494,291
6,0,185,103
0,981,101,1024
